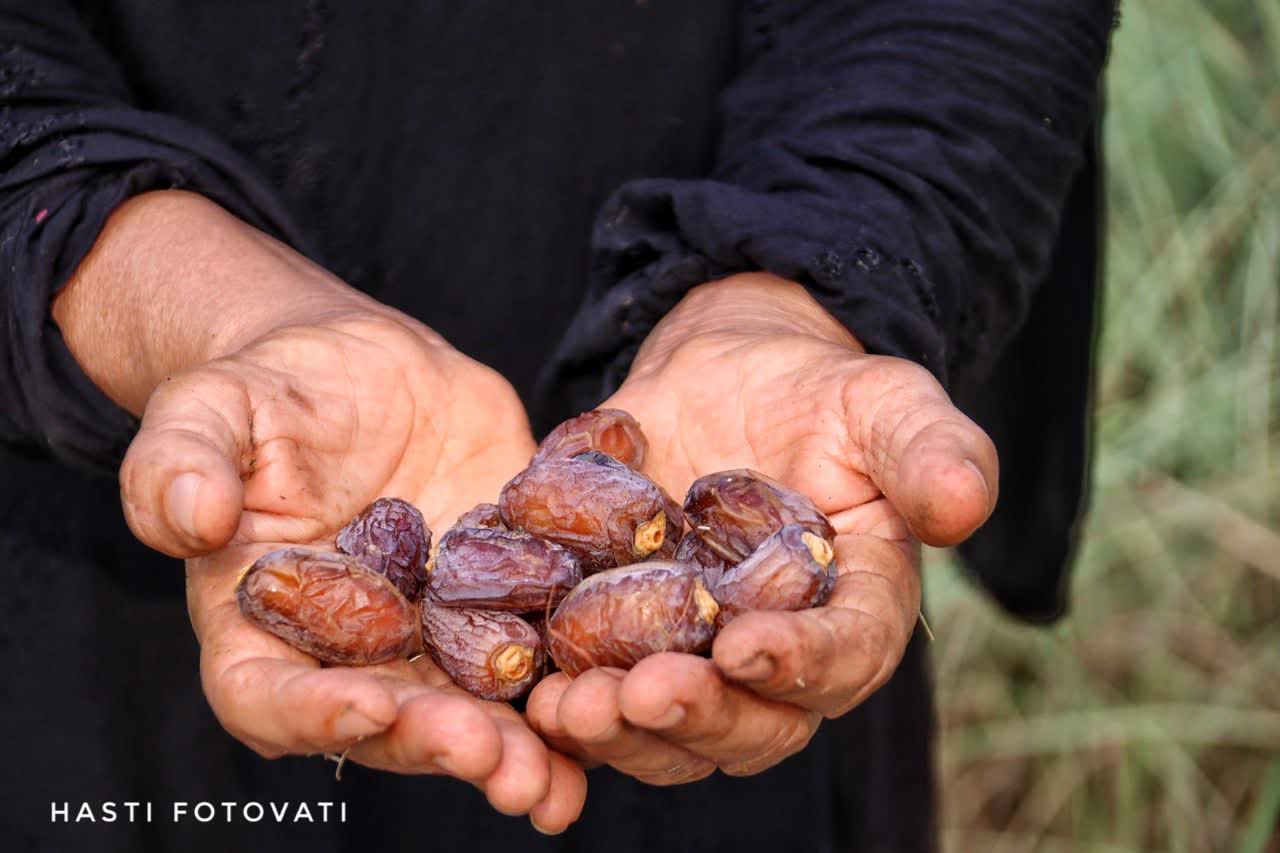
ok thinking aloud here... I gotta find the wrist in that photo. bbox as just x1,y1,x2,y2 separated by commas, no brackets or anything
635,273,863,369
53,190,374,414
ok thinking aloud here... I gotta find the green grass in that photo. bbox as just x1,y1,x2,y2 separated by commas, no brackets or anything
930,1,1280,850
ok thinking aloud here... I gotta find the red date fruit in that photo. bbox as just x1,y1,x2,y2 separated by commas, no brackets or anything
674,530,734,587
336,497,432,600
237,548,417,665
713,524,836,625
533,408,648,469
547,561,720,676
683,469,835,563
427,527,582,611
499,457,677,571
454,502,505,530
420,599,545,701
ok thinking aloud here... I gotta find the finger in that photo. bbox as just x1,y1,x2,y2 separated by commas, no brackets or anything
477,714,554,816
191,546,401,757
121,368,251,556
555,668,714,785
348,689,505,782
525,673,601,766
847,359,998,546
205,657,399,758
714,533,919,717
528,752,588,835
618,654,820,776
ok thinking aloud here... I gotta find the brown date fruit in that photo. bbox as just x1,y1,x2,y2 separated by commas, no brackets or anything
335,497,432,600
499,457,678,571
525,615,559,676
713,524,836,626
546,561,719,676
571,451,685,558
454,502,505,530
533,408,648,469
420,598,545,701
427,527,582,612
683,469,835,563
237,548,417,665
674,530,734,587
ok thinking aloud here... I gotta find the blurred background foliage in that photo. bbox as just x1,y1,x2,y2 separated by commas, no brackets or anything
929,1,1280,850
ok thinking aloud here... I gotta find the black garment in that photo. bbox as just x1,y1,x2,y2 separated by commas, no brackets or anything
0,2,1113,851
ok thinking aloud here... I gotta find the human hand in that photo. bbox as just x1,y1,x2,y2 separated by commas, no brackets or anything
59,192,584,830
527,272,997,784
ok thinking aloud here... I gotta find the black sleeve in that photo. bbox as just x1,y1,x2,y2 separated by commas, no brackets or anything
539,0,1116,406
0,2,310,472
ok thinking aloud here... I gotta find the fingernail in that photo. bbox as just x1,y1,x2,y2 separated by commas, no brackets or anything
729,651,776,684
334,707,383,740
647,703,686,729
962,459,992,512
165,473,204,541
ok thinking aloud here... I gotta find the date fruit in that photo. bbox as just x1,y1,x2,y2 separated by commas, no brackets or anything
546,561,719,676
454,502,505,530
420,599,545,701
237,548,417,665
335,497,432,600
499,457,679,571
533,408,648,469
674,530,734,587
428,527,582,611
713,524,836,625
683,469,835,563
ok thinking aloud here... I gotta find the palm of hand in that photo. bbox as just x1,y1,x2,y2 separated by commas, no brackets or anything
527,306,995,785
609,330,910,546
122,313,583,827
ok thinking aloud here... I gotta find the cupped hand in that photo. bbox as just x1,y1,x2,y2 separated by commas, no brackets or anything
527,272,998,784
121,307,584,832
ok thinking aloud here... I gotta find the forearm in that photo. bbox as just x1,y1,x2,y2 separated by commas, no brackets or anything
51,190,374,415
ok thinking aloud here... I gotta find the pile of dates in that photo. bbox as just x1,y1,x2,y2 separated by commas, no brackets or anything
237,409,838,701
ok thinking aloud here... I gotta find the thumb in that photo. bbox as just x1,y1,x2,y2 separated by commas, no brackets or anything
120,368,250,557
847,359,999,547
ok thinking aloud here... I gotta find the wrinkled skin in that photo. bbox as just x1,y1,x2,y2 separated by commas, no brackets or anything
527,273,997,786
429,527,582,612
237,547,418,664
499,457,677,571
533,408,648,469
335,497,432,600
421,599,546,701
683,469,835,563
454,502,505,530
547,561,719,677
712,524,835,627
122,308,585,831
673,530,733,587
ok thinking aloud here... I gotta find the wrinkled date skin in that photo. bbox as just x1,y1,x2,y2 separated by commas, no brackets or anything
547,561,720,677
714,524,836,626
454,502,505,530
533,408,648,469
683,469,836,563
525,615,558,676
674,530,734,587
499,457,679,571
428,527,582,612
572,451,684,558
420,599,545,701
237,548,418,665
336,497,432,600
